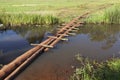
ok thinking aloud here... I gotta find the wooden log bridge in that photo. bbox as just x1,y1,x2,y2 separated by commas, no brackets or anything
0,12,89,80
0,4,114,80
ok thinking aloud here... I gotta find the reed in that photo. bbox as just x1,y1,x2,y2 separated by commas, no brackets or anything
70,54,120,80
85,4,120,24
104,5,120,24
0,13,60,26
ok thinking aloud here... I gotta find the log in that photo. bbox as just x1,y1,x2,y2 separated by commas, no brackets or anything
4,47,43,80
0,38,52,79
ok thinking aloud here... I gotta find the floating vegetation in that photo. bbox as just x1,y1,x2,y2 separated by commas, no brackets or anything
0,13,60,27
70,54,120,80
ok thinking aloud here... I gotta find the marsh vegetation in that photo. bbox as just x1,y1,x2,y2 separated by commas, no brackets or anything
0,13,59,26
85,4,120,24
71,55,120,80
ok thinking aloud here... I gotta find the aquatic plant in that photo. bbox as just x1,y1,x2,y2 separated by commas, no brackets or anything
70,54,120,80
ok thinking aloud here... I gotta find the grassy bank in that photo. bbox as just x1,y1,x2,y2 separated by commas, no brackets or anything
71,55,120,80
0,0,119,26
85,4,120,24
0,13,60,26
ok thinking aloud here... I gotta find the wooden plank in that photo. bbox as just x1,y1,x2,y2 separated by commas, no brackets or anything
72,27,79,30
67,33,76,36
57,34,69,37
47,36,57,39
31,44,53,48
61,38,68,41
70,29,78,32
47,36,68,41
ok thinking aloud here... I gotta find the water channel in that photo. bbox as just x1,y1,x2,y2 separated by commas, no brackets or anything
0,24,120,80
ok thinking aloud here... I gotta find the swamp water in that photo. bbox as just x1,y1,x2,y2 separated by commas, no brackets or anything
0,24,120,80
0,26,55,64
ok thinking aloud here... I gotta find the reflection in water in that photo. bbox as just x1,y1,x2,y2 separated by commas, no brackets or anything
15,24,120,80
0,30,30,53
102,35,117,50
0,25,55,64
12,26,55,43
78,24,120,50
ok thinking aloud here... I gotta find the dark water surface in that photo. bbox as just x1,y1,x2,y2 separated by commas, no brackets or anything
0,24,120,80
0,26,55,64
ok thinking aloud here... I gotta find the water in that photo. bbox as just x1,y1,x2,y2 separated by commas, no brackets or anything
0,24,120,80
0,26,55,64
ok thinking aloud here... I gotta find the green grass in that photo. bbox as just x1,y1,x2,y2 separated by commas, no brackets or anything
0,0,119,26
0,13,60,26
0,0,117,12
70,55,120,80
85,4,120,24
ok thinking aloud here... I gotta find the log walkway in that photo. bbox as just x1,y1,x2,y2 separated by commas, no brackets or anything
0,13,86,80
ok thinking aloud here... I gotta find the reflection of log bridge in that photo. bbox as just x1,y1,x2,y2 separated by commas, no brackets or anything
0,13,88,80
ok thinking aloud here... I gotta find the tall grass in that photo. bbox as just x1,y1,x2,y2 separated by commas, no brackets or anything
104,5,120,24
70,55,120,80
0,13,60,26
85,4,120,24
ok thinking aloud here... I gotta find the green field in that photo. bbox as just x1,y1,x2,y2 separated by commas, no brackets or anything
0,0,119,26
0,0,119,20
0,0,118,12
